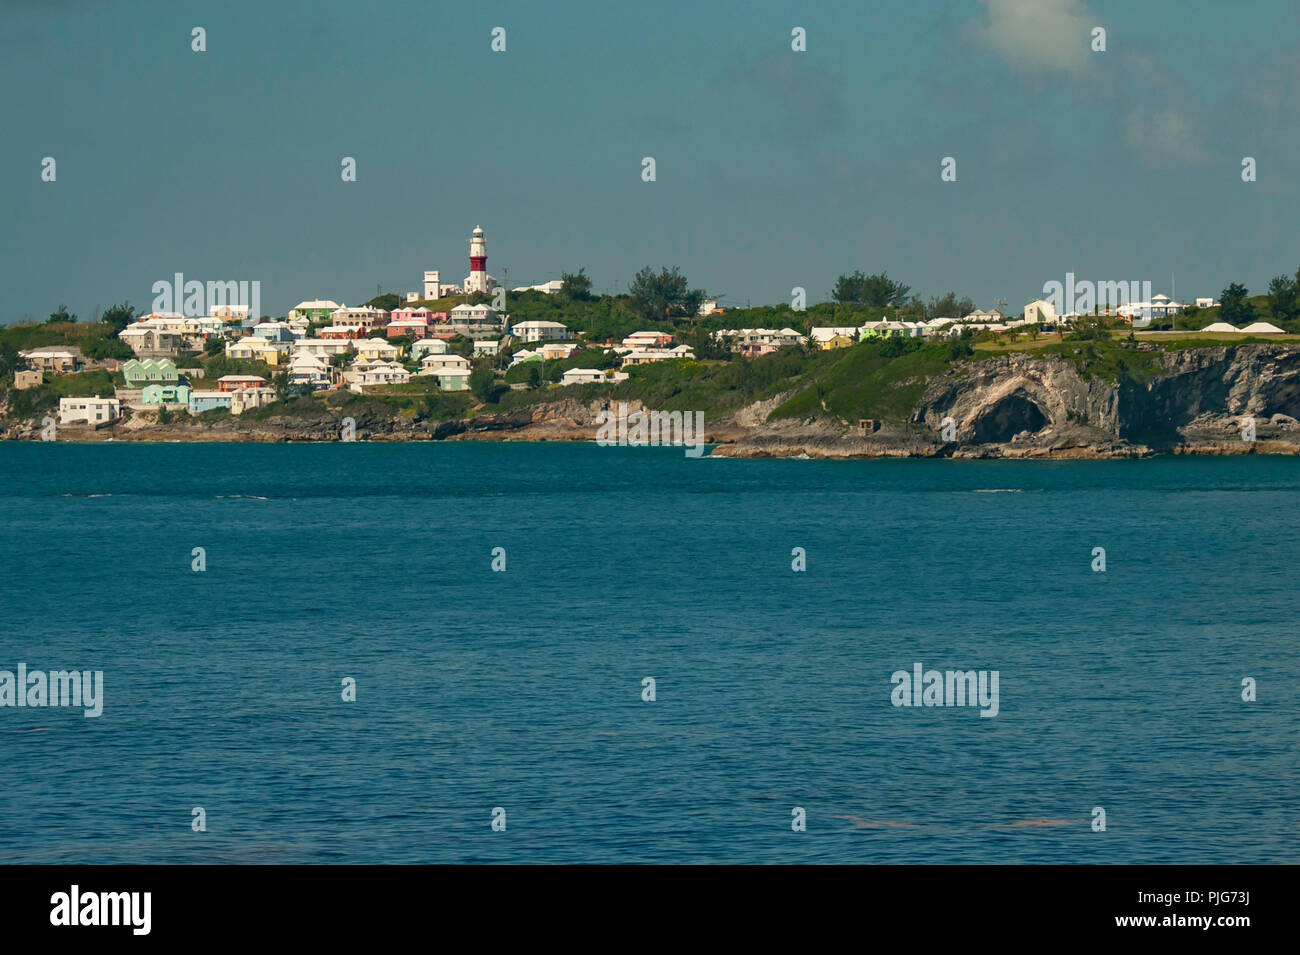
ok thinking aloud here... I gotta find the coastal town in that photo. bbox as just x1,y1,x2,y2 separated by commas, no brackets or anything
7,224,1292,431
3,224,1300,459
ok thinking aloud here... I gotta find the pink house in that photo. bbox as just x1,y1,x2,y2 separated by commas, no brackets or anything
387,308,436,339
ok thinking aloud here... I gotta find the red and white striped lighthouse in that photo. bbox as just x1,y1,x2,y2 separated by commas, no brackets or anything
465,225,491,294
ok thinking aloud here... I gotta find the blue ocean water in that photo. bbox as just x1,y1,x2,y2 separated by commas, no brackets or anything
0,442,1295,864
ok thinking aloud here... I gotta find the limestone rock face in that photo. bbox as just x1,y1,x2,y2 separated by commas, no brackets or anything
720,343,1300,459
917,352,1119,445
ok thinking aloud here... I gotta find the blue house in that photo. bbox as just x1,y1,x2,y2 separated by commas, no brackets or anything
188,390,233,414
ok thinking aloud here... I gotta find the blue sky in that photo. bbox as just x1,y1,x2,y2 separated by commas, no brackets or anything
3,0,1299,320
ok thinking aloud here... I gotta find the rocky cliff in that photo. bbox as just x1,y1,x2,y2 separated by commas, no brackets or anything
717,343,1300,458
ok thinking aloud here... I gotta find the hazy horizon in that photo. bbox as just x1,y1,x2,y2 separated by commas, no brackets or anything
4,0,1299,321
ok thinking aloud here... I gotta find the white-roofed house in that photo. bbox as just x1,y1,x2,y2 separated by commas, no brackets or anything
622,330,673,349
418,353,472,377
215,375,270,393
210,303,251,325
1117,294,1184,323
188,390,233,414
230,387,277,415
225,337,284,365
354,361,411,389
355,338,401,361
447,304,500,335
118,319,186,356
561,368,629,386
622,346,694,366
20,347,82,374
411,339,449,361
287,300,342,322
58,396,119,425
510,280,565,294
712,327,805,357
435,368,472,391
288,351,331,389
386,308,435,339
250,321,301,343
330,305,389,331
809,326,859,348
1022,300,1059,325
512,320,570,343
293,338,354,358
859,320,918,339
539,343,579,361
508,348,541,368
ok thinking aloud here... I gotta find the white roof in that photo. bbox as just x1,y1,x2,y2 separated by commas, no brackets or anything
1201,322,1238,332
293,300,340,310
1240,322,1285,334
810,327,858,341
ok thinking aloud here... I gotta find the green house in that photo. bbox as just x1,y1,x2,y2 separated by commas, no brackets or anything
141,383,191,405
123,358,178,387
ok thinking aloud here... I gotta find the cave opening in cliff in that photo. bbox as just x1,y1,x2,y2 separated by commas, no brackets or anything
1265,379,1300,420
971,394,1049,444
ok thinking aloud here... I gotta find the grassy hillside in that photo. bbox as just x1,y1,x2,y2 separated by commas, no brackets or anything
770,340,952,422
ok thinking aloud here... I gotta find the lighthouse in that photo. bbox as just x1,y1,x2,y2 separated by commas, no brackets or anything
464,225,494,294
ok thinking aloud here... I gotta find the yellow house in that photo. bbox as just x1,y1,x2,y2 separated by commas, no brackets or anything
225,338,283,365
823,334,855,350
